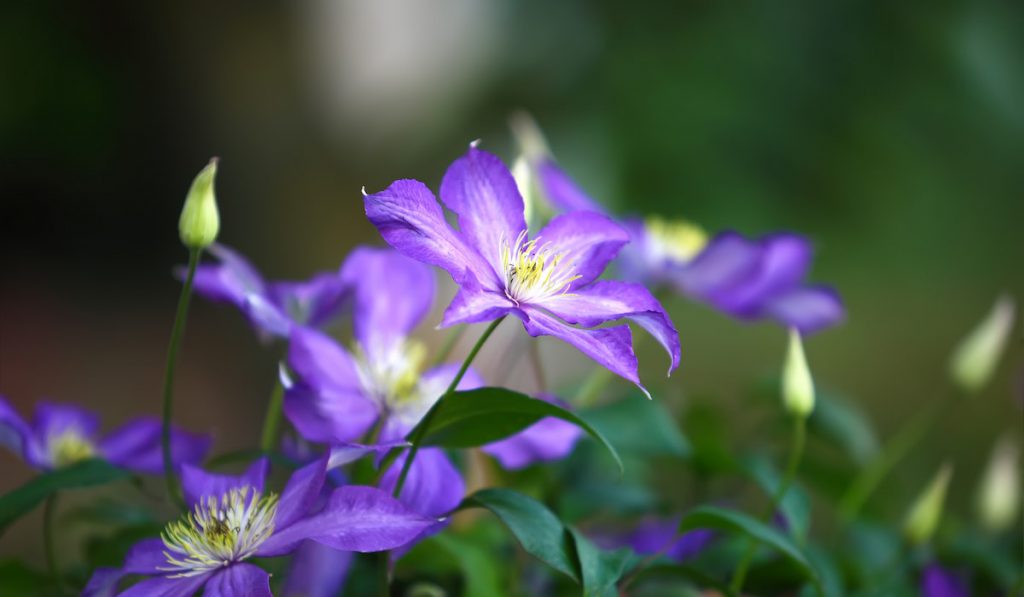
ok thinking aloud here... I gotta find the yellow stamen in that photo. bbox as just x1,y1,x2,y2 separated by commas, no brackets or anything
644,216,707,264
48,429,96,468
500,231,581,304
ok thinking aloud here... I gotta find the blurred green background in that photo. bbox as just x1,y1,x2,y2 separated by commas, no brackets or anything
2,0,1021,563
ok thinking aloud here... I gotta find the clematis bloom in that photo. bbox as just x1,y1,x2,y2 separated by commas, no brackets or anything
363,146,680,395
0,396,209,474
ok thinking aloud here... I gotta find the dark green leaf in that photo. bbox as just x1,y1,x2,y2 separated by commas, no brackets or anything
678,506,822,595
569,526,636,596
461,488,579,582
580,397,690,458
413,387,622,473
809,391,880,465
742,455,811,541
0,459,130,533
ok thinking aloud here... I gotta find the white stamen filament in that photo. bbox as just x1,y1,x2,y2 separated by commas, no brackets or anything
500,231,581,304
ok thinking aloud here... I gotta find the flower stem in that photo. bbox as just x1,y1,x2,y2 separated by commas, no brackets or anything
259,375,286,453
43,493,60,592
161,247,201,510
391,317,504,498
730,415,807,594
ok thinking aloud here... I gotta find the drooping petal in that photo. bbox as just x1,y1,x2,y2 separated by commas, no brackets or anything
364,179,495,286
921,564,970,597
342,247,436,358
122,538,169,574
118,573,211,597
283,382,378,444
540,281,681,374
82,567,123,597
440,271,516,328
439,146,527,276
99,418,210,475
274,456,329,531
519,307,645,396
189,243,267,306
239,294,293,338
673,232,762,300
180,458,269,508
707,233,812,316
535,211,630,289
379,448,465,518
0,396,34,461
482,395,581,470
281,540,353,597
266,271,349,329
32,401,100,440
536,159,607,214
761,285,845,334
288,327,364,394
204,563,272,597
256,486,435,556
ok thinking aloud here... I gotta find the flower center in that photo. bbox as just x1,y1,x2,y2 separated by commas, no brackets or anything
644,217,707,264
500,231,581,304
47,429,96,468
160,486,279,577
353,339,428,413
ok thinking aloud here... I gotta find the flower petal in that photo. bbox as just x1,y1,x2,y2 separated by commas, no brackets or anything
762,285,845,334
379,448,465,518
281,540,353,597
341,247,435,358
122,538,169,574
33,401,100,440
921,564,970,597
266,271,349,329
283,382,379,444
240,294,293,338
535,211,630,290
82,567,123,597
439,146,527,276
204,563,271,597
190,243,267,306
118,573,210,597
536,159,607,214
540,280,680,374
674,232,762,300
519,307,646,397
364,179,495,286
328,441,408,469
99,418,210,475
288,328,363,394
0,395,34,462
180,458,269,508
707,233,812,315
440,271,516,328
257,486,436,556
275,456,328,531
482,395,581,469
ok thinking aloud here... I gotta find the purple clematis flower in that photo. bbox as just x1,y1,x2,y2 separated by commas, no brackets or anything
188,243,349,339
0,396,209,473
612,517,715,563
363,146,680,396
921,563,970,597
85,456,435,597
531,159,844,334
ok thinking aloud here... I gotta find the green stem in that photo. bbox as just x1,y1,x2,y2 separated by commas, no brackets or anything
730,415,807,594
391,317,504,498
376,551,390,597
432,325,467,367
43,493,60,592
575,367,614,408
259,375,286,453
161,247,200,510
527,341,547,392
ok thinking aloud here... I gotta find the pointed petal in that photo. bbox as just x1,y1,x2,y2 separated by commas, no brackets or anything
283,382,378,444
440,146,527,275
122,538,169,574
282,540,353,597
674,232,762,299
266,271,349,329
440,271,516,328
180,458,268,508
364,179,495,286
99,418,210,475
82,567,123,597
0,396,34,462
204,563,271,597
536,159,607,213
541,281,680,374
536,211,630,290
708,233,813,315
257,486,435,556
379,448,465,518
275,456,328,530
482,395,581,469
240,294,293,338
288,328,363,394
118,574,210,597
762,285,845,334
190,243,267,306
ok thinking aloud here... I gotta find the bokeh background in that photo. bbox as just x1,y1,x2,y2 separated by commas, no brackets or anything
2,0,1022,563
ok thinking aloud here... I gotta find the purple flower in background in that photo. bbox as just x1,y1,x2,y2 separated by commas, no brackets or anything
617,517,715,563
188,243,349,339
481,394,581,470
533,159,844,334
921,563,970,597
363,146,680,396
85,457,434,597
0,396,209,474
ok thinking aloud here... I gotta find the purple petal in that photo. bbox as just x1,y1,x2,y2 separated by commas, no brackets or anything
482,395,581,469
440,271,516,328
620,518,715,563
707,234,812,315
288,327,363,394
283,382,379,444
82,567,123,597
439,146,527,276
921,564,970,597
119,573,210,597
282,540,353,597
190,243,267,306
204,563,271,597
540,280,680,374
535,211,629,290
99,418,210,475
762,285,845,334
364,179,496,287
0,395,34,462
122,538,168,574
674,232,762,300
342,247,435,359
275,456,328,530
257,486,436,556
266,271,349,329
181,458,268,508
33,401,100,440
379,448,465,518
519,307,645,397
240,294,293,338
536,160,607,214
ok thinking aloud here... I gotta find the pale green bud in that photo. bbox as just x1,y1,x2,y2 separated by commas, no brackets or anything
512,154,538,228
782,329,815,418
950,295,1016,394
903,464,953,545
509,110,550,160
178,158,220,249
976,436,1020,533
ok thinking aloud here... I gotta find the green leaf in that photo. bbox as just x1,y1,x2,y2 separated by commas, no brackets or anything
0,560,49,597
678,506,822,595
461,488,579,582
742,454,811,541
809,391,880,465
0,459,130,533
580,396,690,458
413,387,623,473
568,526,636,596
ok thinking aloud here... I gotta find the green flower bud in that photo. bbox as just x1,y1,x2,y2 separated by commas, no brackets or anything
950,295,1016,394
903,464,953,545
976,436,1020,533
178,158,220,249
782,329,815,418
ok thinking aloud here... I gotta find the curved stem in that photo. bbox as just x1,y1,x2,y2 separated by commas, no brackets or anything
43,493,59,591
391,317,504,498
161,247,200,510
259,376,286,453
730,415,807,594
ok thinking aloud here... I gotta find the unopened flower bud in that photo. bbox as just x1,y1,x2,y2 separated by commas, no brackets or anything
950,296,1016,394
782,329,815,418
976,436,1020,533
903,464,953,545
512,154,539,227
178,158,220,249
